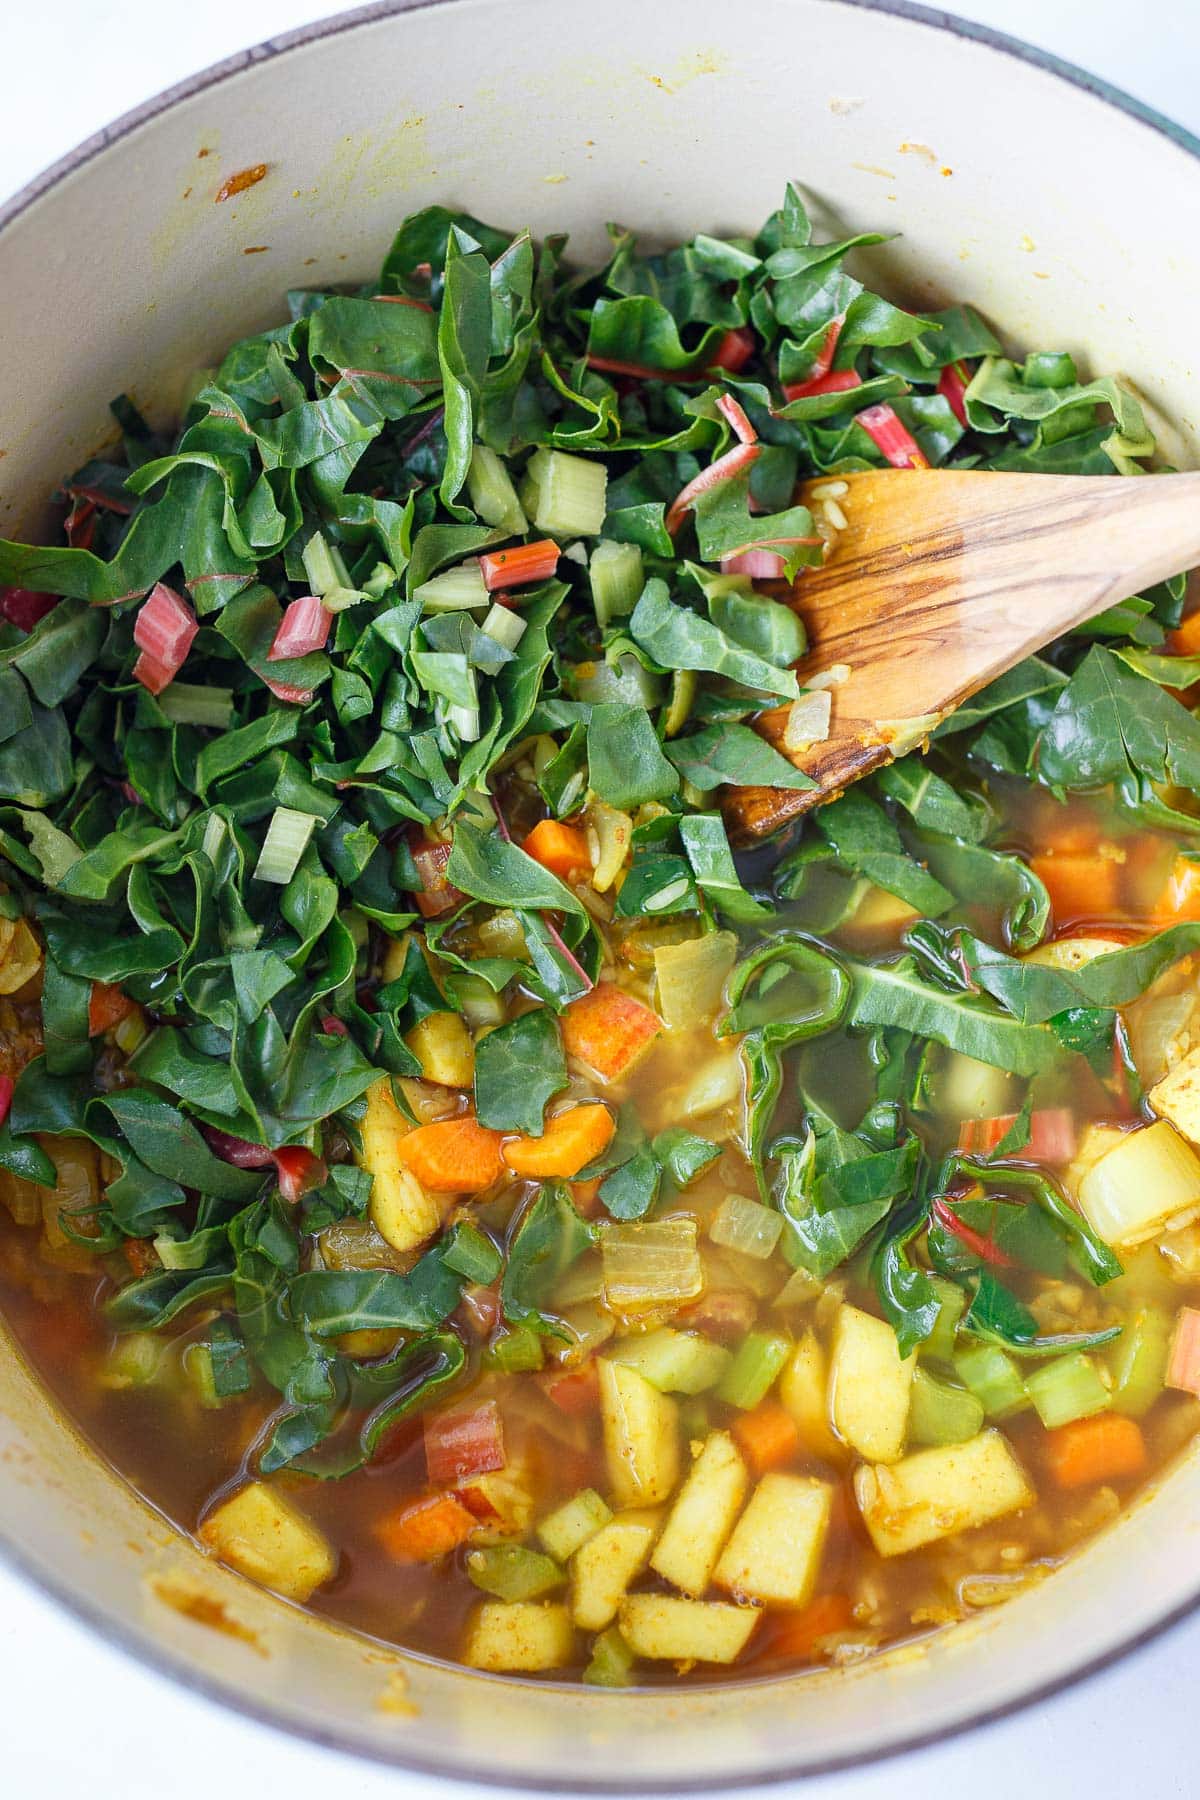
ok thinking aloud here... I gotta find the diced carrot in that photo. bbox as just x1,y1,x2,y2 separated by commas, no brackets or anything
374,1492,477,1562
522,818,592,884
1153,853,1200,929
732,1400,802,1474
540,1360,601,1415
1030,851,1122,926
122,1237,159,1277
425,1399,506,1485
957,1107,1076,1164
1167,610,1200,657
1166,1305,1200,1397
560,982,661,1082
398,1117,505,1193
569,1176,603,1218
480,540,560,592
1044,1414,1147,1489
88,981,136,1037
764,1593,855,1663
502,1103,616,1179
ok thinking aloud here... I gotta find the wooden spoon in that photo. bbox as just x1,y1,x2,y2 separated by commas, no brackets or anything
726,469,1200,840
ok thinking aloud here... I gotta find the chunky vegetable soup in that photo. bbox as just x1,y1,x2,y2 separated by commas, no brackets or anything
1,187,1199,1686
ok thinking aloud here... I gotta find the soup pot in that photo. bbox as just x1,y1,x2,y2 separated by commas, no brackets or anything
2,0,1199,1787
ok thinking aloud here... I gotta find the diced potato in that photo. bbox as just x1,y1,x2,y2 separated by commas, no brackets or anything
463,1601,575,1672
713,1473,833,1607
458,1461,536,1543
405,1010,475,1087
381,932,411,984
779,1332,845,1463
571,1510,660,1630
1023,935,1127,972
358,1076,446,1254
538,1489,612,1563
619,1594,759,1664
935,1052,1014,1122
650,1430,749,1596
0,917,42,994
199,1481,336,1601
607,1326,731,1394
839,885,919,944
854,1429,1034,1558
1149,1045,1200,1148
828,1304,915,1463
1078,1119,1200,1246
598,1359,681,1505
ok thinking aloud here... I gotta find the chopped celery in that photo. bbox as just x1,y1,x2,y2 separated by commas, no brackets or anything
569,653,664,710
714,1330,791,1410
557,1301,615,1358
678,1395,711,1440
468,444,528,534
98,1332,167,1391
589,540,643,626
601,1219,703,1313
1025,1352,1111,1429
709,1195,784,1261
441,1222,502,1285
538,1488,612,1562
450,973,508,1029
583,1625,635,1688
922,1276,968,1364
448,702,482,744
182,1341,224,1409
481,602,527,651
663,669,698,738
1108,1304,1172,1417
485,1325,545,1372
907,1367,985,1447
301,530,355,598
413,561,488,611
955,1344,1029,1419
113,1008,148,1056
157,683,235,729
522,448,608,538
552,1253,605,1308
607,1327,731,1395
254,807,318,884
466,1543,565,1602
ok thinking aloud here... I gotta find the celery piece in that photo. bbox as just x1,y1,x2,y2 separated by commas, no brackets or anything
157,683,235,729
481,602,526,652
1108,1304,1172,1417
449,972,508,1029
485,1325,545,1372
468,444,528,535
98,1332,167,1391
552,1253,605,1309
448,702,482,745
589,540,644,627
1025,1352,1111,1429
182,1341,224,1409
714,1330,791,1410
413,561,489,611
709,1195,784,1262
113,1008,148,1056
254,807,318,884
955,1344,1029,1420
301,530,354,598
466,1543,565,1603
538,1488,612,1563
663,668,698,738
441,1222,502,1285
908,1367,985,1447
607,1327,732,1395
523,448,608,538
922,1276,968,1364
583,1625,636,1688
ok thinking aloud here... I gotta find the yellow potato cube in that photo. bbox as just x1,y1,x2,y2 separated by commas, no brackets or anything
199,1481,336,1601
570,1510,660,1630
538,1489,612,1563
598,1359,681,1506
618,1594,759,1664
0,917,42,994
713,1473,833,1607
779,1332,845,1463
380,931,411,984
405,1010,475,1087
358,1076,445,1254
854,1429,1034,1558
650,1430,749,1596
463,1602,575,1672
828,1304,915,1463
1150,1046,1200,1149
1023,935,1127,971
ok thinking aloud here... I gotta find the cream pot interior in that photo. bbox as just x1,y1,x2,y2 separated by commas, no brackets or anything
3,0,1200,1787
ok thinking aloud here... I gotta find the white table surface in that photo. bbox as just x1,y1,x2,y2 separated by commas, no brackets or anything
2,2,1198,1794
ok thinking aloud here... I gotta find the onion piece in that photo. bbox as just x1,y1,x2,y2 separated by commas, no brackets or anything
665,441,761,536
269,594,332,661
782,689,832,752
715,392,757,445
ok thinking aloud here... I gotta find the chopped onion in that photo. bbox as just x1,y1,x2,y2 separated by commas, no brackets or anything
783,689,833,751
665,442,761,536
269,594,332,660
709,1193,784,1260
601,1218,704,1313
653,930,737,1031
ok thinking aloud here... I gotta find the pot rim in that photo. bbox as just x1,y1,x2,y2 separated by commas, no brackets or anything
2,0,1200,1788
